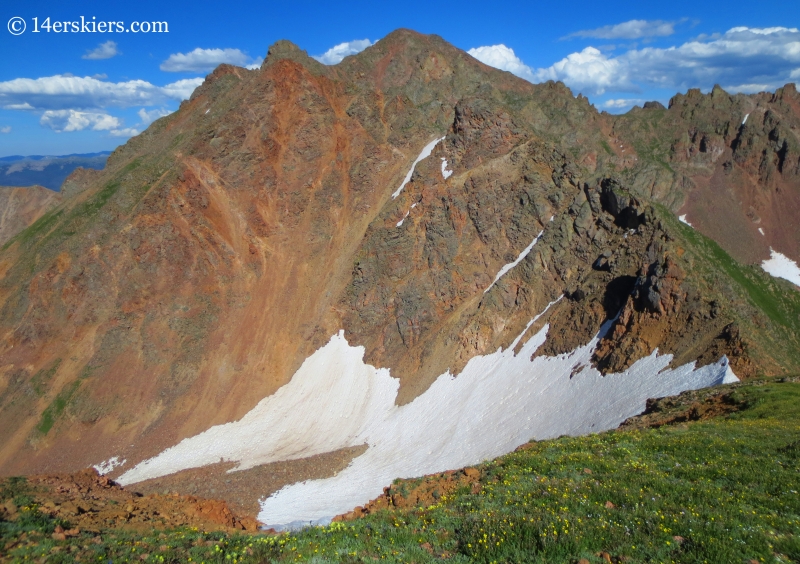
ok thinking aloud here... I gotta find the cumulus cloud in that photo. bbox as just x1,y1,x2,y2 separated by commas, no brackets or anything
109,127,140,137
82,41,120,60
0,74,203,111
565,19,678,40
467,44,535,81
0,126,10,134
159,78,204,101
160,48,257,72
40,110,121,132
535,47,630,95
137,107,171,124
533,26,800,95
313,39,373,65
601,98,645,110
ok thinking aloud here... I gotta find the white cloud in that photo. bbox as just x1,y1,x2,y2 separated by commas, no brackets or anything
40,110,121,132
467,44,535,82
159,78,204,100
312,39,373,65
0,74,203,111
535,26,800,95
566,19,678,40
535,47,630,95
137,107,171,124
730,26,800,35
621,26,800,92
109,127,140,137
82,41,120,60
601,98,645,109
160,48,257,72
3,103,33,110
0,126,10,134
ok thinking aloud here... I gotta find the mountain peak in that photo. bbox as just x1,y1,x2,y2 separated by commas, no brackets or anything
262,39,327,74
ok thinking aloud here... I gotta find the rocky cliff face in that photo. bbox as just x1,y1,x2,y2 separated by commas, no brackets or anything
0,30,798,509
610,84,800,265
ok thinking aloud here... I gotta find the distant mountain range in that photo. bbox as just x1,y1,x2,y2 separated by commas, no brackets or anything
0,152,110,191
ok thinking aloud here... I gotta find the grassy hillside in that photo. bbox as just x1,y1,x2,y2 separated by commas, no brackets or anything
3,379,799,563
659,205,800,375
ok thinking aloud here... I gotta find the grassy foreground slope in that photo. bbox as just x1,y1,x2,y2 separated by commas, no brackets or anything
3,380,800,563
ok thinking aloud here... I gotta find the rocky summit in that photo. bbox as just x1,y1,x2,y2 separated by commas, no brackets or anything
1,29,799,525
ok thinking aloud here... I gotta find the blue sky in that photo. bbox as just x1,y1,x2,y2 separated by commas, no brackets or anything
1,0,798,157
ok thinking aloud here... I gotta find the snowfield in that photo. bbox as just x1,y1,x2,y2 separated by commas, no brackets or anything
762,248,800,287
119,302,737,528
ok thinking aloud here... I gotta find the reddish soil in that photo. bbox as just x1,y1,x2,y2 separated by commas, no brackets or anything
334,466,482,522
131,445,367,518
0,468,259,534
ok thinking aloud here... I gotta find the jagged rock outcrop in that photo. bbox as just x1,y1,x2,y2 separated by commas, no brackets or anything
612,82,800,265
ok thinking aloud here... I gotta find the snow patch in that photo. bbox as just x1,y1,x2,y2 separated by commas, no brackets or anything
485,226,547,293
94,456,126,475
118,313,737,527
391,137,445,199
508,297,563,350
441,158,453,179
678,214,693,227
742,113,749,125
761,248,800,287
396,203,419,228
758,227,765,236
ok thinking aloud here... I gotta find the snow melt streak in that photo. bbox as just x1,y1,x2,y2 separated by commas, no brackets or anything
119,320,737,527
391,137,445,199
762,248,800,286
485,229,545,293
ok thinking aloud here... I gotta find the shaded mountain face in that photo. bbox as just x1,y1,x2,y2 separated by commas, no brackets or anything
0,29,798,501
